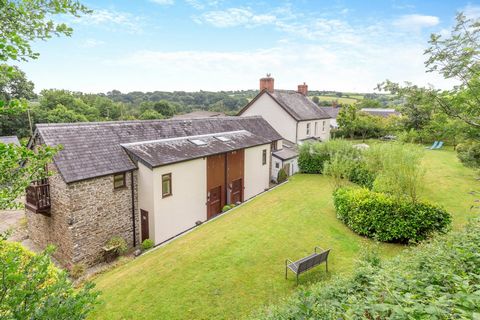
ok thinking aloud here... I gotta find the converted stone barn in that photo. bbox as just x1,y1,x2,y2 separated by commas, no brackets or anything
25,116,282,267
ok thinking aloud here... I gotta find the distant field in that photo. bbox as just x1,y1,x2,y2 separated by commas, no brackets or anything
316,95,360,104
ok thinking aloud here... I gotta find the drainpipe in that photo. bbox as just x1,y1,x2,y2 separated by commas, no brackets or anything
130,171,136,247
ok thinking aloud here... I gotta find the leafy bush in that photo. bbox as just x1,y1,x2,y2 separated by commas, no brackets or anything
222,205,231,212
457,141,480,168
105,236,127,255
333,187,451,243
253,219,480,320
348,162,376,189
0,240,98,319
69,263,86,279
298,139,359,174
141,239,154,251
277,168,288,183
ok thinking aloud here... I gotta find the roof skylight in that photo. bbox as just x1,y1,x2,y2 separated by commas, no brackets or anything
189,139,207,146
215,136,231,142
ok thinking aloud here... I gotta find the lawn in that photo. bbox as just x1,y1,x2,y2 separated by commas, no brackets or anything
90,148,478,320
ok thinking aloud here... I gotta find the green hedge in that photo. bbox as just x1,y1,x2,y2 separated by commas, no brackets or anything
333,187,451,243
253,219,480,319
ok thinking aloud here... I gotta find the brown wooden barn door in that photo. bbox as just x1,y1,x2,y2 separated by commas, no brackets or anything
226,149,244,205
207,154,226,219
230,179,243,204
140,209,149,242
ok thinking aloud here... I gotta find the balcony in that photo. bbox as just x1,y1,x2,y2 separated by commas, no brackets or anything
25,180,51,215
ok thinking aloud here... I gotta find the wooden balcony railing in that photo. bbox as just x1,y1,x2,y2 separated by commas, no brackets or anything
25,180,51,215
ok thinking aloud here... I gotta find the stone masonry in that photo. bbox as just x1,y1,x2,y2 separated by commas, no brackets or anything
26,164,140,267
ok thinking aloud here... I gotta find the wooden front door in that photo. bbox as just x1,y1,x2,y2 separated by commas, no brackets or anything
230,179,243,204
140,209,149,242
208,186,222,218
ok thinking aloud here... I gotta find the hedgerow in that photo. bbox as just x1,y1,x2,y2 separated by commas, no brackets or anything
333,187,451,243
253,219,480,320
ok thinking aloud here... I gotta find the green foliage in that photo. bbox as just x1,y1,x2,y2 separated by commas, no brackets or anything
333,187,451,243
277,168,288,183
105,237,127,256
222,205,231,212
254,219,479,320
457,141,480,168
0,240,98,319
139,109,163,120
298,139,358,174
0,142,60,209
0,0,91,62
366,143,425,203
141,239,154,251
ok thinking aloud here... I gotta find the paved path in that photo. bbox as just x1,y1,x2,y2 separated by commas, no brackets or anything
0,209,24,235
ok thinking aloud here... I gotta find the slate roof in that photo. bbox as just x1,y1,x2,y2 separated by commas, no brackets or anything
319,107,341,119
272,139,299,161
238,89,331,121
269,90,331,121
123,130,268,168
0,136,20,146
34,116,281,183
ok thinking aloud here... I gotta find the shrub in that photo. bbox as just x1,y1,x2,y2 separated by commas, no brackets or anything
365,142,425,203
333,187,451,243
222,205,231,212
348,162,375,189
141,239,154,251
106,236,127,255
457,141,480,168
0,240,98,319
277,168,288,183
253,219,480,320
298,139,359,174
69,263,86,279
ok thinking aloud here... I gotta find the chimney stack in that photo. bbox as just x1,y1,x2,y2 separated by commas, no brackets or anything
297,82,308,95
259,74,274,93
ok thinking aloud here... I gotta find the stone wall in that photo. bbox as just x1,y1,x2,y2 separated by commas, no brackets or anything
27,165,140,267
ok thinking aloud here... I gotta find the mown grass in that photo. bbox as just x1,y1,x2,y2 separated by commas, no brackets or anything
90,148,478,320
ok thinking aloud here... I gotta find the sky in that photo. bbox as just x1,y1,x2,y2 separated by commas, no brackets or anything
17,0,480,93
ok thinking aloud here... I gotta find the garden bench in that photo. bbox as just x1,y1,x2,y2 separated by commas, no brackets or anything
285,247,331,285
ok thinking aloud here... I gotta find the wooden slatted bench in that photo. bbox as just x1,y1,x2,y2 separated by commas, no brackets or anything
285,247,331,285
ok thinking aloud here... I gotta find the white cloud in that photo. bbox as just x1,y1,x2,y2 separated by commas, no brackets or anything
74,9,144,33
463,4,480,19
196,8,276,28
150,0,174,5
185,0,222,10
392,14,440,30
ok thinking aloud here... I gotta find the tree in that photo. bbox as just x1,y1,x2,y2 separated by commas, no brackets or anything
0,65,35,101
312,96,320,105
379,13,480,129
140,109,164,120
356,112,382,141
356,98,382,109
337,104,358,139
153,100,176,117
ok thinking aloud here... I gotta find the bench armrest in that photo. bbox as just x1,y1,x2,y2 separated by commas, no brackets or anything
285,259,294,266
314,246,324,253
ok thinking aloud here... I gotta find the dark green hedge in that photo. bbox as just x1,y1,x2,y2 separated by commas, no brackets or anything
333,187,451,243
253,219,480,320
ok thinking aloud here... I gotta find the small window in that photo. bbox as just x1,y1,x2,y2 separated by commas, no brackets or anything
190,139,207,146
322,121,326,132
306,123,311,136
315,122,318,135
262,149,267,165
215,136,231,142
162,173,172,198
275,162,280,169
113,173,126,189
271,141,277,151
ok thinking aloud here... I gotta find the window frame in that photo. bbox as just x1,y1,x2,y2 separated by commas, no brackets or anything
113,172,126,189
322,120,326,132
306,123,311,136
162,173,172,198
262,149,267,165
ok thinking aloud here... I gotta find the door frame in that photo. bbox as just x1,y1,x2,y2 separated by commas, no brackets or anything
140,209,149,242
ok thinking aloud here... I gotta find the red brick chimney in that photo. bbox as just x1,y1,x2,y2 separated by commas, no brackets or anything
259,74,274,93
297,82,308,95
